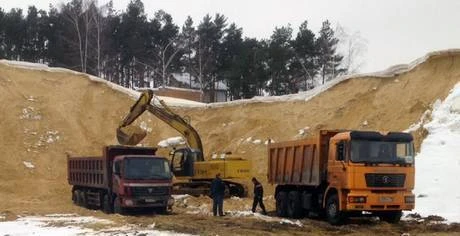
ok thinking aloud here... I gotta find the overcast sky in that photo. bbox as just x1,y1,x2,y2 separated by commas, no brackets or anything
2,0,460,73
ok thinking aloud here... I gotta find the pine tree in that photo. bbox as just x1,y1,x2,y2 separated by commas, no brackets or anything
291,20,317,90
316,20,344,84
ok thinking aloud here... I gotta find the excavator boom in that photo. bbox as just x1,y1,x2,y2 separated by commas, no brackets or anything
117,90,203,152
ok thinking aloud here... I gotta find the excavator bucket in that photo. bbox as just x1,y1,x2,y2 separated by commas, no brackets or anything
116,90,154,145
116,126,147,145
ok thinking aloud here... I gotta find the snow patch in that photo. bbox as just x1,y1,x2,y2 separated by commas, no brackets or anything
414,82,460,223
20,106,42,120
140,121,152,133
158,137,186,148
0,215,193,236
252,139,262,145
23,161,35,169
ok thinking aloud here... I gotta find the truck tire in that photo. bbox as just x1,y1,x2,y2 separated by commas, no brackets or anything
102,194,113,214
74,190,81,206
72,190,79,205
326,194,345,225
287,191,303,219
79,191,87,208
155,206,169,215
276,191,288,217
113,197,125,215
379,211,402,223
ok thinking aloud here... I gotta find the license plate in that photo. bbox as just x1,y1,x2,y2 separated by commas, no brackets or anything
145,198,157,203
379,196,393,203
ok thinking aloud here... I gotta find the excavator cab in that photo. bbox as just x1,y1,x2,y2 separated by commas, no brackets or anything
170,148,204,177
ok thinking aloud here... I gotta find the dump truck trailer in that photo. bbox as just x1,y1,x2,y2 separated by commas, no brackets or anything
268,130,415,224
68,145,174,214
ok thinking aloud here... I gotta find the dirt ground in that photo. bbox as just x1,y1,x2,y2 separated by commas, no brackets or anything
1,52,460,234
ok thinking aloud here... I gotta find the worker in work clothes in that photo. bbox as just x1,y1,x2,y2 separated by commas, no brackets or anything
210,173,226,216
251,177,267,215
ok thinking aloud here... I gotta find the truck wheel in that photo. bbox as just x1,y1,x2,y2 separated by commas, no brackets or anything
74,190,81,206
155,206,168,215
113,197,125,215
79,191,87,208
276,191,288,217
287,191,303,219
72,190,79,205
102,194,113,214
379,211,402,223
326,194,345,225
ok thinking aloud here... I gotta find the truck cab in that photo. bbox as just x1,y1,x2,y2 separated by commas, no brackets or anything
111,154,174,213
325,131,415,223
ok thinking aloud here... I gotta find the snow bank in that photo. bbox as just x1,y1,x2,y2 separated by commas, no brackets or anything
226,211,303,227
0,60,205,108
205,49,460,108
3,49,460,109
0,215,193,236
414,82,460,223
158,136,186,148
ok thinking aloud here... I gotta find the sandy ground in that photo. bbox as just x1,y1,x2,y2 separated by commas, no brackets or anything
1,52,460,234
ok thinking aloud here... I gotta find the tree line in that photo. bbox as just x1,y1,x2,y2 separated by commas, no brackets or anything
0,0,365,101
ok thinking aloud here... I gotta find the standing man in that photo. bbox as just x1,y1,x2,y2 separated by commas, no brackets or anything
211,173,226,216
252,177,267,215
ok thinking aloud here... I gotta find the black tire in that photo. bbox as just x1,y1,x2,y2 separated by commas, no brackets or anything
72,190,78,205
276,191,288,217
155,206,169,215
326,194,345,225
379,211,402,223
74,190,81,206
113,197,125,215
287,191,303,219
79,191,87,208
102,194,113,214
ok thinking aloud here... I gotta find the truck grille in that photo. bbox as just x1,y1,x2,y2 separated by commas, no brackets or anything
365,173,405,187
130,186,169,196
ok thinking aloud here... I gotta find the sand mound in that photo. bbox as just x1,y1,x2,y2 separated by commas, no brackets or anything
1,50,460,214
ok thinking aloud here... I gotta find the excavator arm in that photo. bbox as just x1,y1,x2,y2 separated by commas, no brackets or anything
117,90,203,152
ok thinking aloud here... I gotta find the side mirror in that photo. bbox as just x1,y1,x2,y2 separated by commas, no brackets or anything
337,142,345,161
113,161,121,176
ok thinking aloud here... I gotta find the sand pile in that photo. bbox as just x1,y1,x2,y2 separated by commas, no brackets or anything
1,50,460,214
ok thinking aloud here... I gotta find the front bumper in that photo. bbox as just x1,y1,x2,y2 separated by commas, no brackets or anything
345,191,414,211
121,195,174,208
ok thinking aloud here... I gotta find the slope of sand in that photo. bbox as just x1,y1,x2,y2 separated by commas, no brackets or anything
1,51,460,214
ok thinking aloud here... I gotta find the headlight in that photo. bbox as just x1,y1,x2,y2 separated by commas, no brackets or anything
348,196,367,203
124,199,134,206
405,195,415,203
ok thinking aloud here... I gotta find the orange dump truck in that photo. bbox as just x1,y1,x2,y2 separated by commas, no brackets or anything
68,145,174,214
268,130,415,224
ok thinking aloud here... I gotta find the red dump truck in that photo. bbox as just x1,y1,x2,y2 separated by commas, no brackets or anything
268,130,415,225
67,145,174,214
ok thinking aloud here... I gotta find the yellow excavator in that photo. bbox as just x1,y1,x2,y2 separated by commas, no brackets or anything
117,90,250,197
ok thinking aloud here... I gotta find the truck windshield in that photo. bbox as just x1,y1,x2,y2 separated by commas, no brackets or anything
124,157,171,180
350,140,414,164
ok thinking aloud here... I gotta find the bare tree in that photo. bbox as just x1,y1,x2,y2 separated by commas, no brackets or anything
61,0,96,74
159,39,183,87
336,24,368,74
62,1,84,72
91,0,111,77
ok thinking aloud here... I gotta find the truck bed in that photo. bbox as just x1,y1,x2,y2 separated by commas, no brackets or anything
68,156,108,189
67,145,158,189
267,130,340,186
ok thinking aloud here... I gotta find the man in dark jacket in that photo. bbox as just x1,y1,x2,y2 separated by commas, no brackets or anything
210,173,226,216
252,177,267,215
